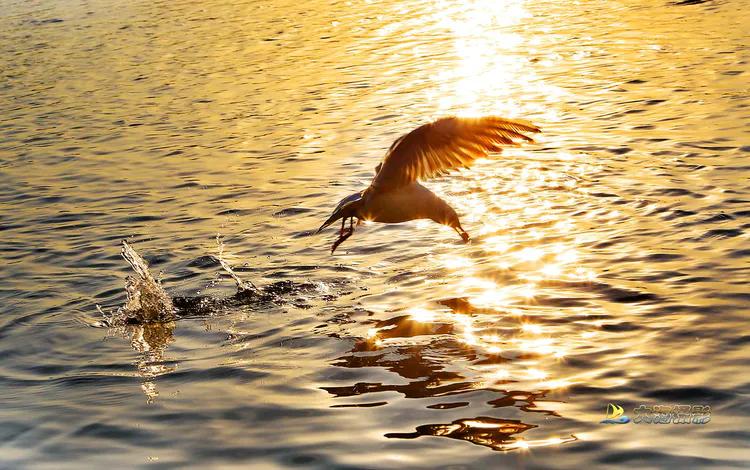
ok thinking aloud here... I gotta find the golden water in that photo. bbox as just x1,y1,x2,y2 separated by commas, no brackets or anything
0,0,748,467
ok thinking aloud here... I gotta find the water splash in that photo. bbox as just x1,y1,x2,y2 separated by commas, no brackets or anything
98,239,340,325
95,239,346,402
98,241,175,325
215,234,260,294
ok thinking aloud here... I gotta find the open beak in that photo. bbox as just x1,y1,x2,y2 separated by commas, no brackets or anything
316,194,362,235
316,210,344,234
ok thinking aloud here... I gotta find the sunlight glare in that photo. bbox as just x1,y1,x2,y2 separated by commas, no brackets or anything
409,308,436,323
516,247,544,262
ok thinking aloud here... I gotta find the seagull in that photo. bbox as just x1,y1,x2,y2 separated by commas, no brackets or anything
316,116,541,253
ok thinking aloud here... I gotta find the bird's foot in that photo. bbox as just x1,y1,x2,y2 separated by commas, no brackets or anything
331,218,355,254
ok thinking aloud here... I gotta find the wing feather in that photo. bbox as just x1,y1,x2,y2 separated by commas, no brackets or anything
370,116,540,191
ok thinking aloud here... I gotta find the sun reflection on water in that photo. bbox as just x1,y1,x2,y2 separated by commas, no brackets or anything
349,121,600,448
329,0,612,456
430,0,563,120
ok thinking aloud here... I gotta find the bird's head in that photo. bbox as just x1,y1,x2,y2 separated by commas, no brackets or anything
316,192,363,233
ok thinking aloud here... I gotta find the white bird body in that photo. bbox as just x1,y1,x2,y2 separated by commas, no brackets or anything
360,183,456,225
317,116,540,253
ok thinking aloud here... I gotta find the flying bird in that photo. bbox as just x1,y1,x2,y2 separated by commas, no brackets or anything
317,116,541,253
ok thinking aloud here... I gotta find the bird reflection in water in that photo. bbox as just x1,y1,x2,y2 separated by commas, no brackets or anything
385,417,537,451
323,293,581,451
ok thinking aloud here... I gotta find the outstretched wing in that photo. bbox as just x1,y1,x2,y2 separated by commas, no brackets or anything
369,116,540,192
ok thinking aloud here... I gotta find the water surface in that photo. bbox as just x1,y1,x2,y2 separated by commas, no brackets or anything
1,0,749,468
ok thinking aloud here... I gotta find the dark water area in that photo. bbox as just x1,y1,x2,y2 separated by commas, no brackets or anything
1,0,748,468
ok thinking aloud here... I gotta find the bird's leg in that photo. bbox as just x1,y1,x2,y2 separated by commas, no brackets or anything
340,218,347,236
331,217,356,254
